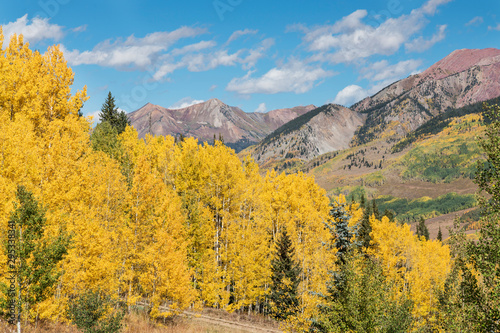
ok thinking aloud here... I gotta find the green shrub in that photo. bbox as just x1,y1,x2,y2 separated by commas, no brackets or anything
67,290,124,333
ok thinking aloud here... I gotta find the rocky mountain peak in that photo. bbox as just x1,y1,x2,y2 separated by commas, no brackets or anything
128,98,315,151
351,47,500,146
417,48,500,82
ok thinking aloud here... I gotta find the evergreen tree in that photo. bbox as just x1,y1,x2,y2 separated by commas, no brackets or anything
98,92,130,134
99,92,118,125
416,217,429,240
1,186,70,329
115,110,130,134
437,226,442,242
371,200,380,220
360,194,366,209
465,102,500,331
268,228,301,321
383,209,395,223
90,121,122,160
67,290,124,333
313,200,413,332
359,201,372,249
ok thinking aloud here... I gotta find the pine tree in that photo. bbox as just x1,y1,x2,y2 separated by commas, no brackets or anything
437,226,442,242
359,201,372,249
99,92,118,125
116,109,130,134
268,228,301,321
98,92,129,134
372,200,380,220
360,194,366,209
416,217,429,240
383,209,395,222
67,290,123,333
2,186,70,329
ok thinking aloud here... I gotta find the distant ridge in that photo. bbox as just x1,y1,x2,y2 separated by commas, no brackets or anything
128,99,315,152
252,104,365,163
351,48,500,145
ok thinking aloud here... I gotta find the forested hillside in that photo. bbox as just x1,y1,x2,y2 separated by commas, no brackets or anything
1,32,499,333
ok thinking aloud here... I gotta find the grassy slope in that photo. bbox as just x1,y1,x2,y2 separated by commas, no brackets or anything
238,103,491,224
305,113,485,222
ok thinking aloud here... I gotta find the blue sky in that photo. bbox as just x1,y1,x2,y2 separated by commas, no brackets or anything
1,0,499,119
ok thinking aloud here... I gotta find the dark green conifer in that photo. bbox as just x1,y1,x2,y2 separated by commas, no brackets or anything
372,200,380,220
1,186,70,327
268,228,301,321
98,92,130,134
383,209,395,222
416,217,430,240
359,200,372,249
437,226,442,242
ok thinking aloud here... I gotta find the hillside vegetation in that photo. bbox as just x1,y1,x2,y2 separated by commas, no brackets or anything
2,33,500,332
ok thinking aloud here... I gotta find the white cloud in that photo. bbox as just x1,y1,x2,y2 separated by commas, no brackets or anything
333,85,369,106
405,25,447,53
182,50,242,72
226,60,334,94
226,29,258,44
1,15,64,44
63,27,272,83
254,103,267,113
72,24,87,33
170,40,216,56
240,38,274,70
362,59,422,82
297,0,451,64
169,97,205,109
488,23,500,31
465,16,483,26
152,38,273,81
62,26,208,68
420,0,452,15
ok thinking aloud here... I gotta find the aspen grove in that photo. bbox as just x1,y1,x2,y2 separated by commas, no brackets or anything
0,31,460,332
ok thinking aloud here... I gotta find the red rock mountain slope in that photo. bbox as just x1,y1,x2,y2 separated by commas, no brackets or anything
128,99,315,149
351,48,500,144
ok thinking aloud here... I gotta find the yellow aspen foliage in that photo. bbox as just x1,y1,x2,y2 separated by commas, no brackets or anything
166,138,254,309
368,216,451,330
0,30,87,129
0,30,461,331
0,111,129,321
260,171,332,331
226,156,271,313
164,137,220,306
120,130,196,315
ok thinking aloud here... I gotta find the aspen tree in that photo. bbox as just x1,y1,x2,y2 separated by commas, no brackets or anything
368,216,451,330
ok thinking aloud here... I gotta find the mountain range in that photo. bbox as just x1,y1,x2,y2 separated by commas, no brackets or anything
126,47,500,240
128,98,315,151
129,48,500,163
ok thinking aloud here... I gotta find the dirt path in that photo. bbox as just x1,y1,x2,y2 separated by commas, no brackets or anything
136,302,283,333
